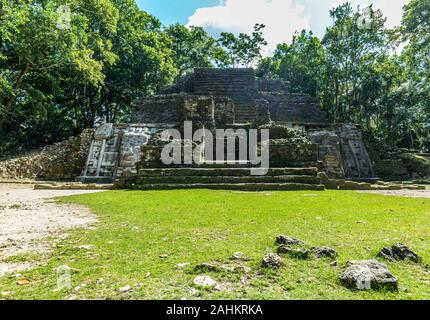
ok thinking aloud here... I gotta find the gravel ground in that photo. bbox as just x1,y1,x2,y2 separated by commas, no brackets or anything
0,183,103,276
358,189,430,199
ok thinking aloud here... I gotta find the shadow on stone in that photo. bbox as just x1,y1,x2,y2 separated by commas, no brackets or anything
378,243,422,264
340,260,398,292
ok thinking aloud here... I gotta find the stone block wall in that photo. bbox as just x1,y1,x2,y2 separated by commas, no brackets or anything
0,129,94,181
214,97,235,126
137,124,319,169
183,96,216,127
257,78,289,93
132,94,187,124
132,94,235,127
194,68,257,99
134,68,331,125
373,153,430,180
269,142,318,167
259,92,329,123
161,73,195,94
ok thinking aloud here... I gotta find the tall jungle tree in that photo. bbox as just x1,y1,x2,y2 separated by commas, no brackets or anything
218,24,267,67
165,24,227,77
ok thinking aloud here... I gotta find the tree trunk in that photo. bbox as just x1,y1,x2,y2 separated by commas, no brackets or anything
1,63,31,125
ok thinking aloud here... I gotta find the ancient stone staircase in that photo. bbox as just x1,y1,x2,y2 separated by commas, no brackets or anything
132,167,324,191
194,68,258,124
233,102,258,123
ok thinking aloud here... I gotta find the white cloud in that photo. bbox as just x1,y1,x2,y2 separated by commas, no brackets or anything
330,0,409,29
186,0,311,56
186,0,410,57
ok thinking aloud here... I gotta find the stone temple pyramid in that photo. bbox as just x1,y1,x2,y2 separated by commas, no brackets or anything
77,68,374,190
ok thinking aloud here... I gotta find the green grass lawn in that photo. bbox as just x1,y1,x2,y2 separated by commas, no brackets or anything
1,190,429,300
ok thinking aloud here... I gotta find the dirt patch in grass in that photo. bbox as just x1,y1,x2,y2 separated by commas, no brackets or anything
0,183,103,276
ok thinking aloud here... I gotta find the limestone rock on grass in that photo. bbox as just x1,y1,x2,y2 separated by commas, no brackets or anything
77,245,94,250
277,245,310,259
378,243,422,263
275,235,305,246
176,263,190,269
119,285,132,292
262,253,284,269
230,252,248,261
194,262,251,274
193,275,217,289
340,260,398,291
231,265,252,273
313,247,338,259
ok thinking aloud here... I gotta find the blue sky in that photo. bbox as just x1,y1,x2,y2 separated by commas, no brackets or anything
137,0,220,25
136,0,409,55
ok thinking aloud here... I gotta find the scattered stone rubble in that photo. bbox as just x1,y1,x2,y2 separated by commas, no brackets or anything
187,236,424,293
340,260,398,291
277,246,311,260
0,129,94,181
312,247,338,259
193,275,217,289
275,235,338,260
275,235,305,246
378,243,422,263
194,262,251,274
262,253,284,269
230,252,249,261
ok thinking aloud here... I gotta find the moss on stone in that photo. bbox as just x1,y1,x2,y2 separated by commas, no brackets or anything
258,123,311,143
399,153,430,177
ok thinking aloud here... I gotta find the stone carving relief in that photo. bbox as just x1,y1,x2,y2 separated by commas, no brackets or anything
338,124,374,179
78,125,161,183
308,130,345,179
94,123,114,140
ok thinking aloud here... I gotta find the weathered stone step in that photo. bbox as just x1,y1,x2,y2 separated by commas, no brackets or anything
234,105,257,122
186,162,320,169
138,167,318,177
234,109,255,112
195,76,254,81
196,81,254,85
133,183,325,191
35,183,114,190
137,175,320,185
234,105,255,111
195,79,254,83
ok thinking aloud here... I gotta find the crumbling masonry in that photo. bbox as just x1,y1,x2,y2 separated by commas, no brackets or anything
77,68,375,190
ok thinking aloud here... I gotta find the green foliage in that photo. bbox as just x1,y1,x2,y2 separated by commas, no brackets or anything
101,0,176,122
166,24,227,77
399,153,430,177
0,0,176,151
402,0,430,78
218,24,268,67
257,31,324,96
399,0,430,151
257,2,429,152
320,4,387,123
